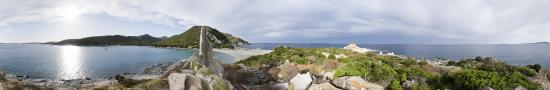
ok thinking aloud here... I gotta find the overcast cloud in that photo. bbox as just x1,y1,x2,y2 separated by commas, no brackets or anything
1,0,550,44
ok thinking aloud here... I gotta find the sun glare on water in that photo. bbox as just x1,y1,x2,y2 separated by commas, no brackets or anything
59,45,84,80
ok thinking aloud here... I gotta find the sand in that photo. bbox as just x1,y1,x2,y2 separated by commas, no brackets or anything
214,48,272,61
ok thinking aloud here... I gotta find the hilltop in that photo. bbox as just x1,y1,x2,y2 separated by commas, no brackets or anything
154,26,249,48
54,34,161,46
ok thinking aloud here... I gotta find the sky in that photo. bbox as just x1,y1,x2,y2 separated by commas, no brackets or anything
1,0,550,44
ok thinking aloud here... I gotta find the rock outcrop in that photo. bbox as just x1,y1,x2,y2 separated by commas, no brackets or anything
289,72,312,90
197,27,224,76
167,27,232,90
343,43,376,53
167,61,233,90
308,82,341,90
333,76,384,90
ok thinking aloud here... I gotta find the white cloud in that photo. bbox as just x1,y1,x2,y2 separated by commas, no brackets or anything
2,0,550,43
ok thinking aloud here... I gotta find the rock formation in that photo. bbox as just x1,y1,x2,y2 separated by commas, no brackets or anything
343,43,376,53
333,76,384,90
197,26,224,76
167,26,231,90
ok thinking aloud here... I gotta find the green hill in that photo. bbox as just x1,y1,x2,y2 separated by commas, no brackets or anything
154,26,249,48
55,34,161,46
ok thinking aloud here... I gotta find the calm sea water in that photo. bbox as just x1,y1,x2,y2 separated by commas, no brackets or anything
0,44,234,79
244,43,550,68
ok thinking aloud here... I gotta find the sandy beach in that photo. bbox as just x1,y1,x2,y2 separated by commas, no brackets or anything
214,48,272,61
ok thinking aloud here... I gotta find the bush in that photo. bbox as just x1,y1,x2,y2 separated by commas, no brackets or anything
328,54,336,59
452,69,539,90
418,61,428,65
525,64,542,72
474,56,483,62
334,60,397,82
390,79,404,90
447,61,456,66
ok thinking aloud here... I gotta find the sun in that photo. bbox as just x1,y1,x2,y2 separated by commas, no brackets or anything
56,5,82,21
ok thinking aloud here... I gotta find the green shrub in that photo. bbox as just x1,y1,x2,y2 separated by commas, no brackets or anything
390,79,404,90
418,61,428,65
525,64,542,72
452,69,539,90
447,61,456,66
335,60,397,82
328,54,336,59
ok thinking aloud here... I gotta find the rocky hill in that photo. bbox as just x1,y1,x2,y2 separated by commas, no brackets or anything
54,34,161,46
154,26,249,48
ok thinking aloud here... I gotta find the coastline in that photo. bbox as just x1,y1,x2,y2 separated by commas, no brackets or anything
0,47,271,89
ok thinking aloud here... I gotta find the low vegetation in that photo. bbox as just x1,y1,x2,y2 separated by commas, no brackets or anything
238,46,544,90
154,26,249,48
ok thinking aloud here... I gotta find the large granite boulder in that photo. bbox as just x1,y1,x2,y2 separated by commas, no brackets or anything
514,86,527,90
289,72,312,90
332,76,383,90
168,73,188,90
271,63,299,82
308,82,341,90
168,61,233,90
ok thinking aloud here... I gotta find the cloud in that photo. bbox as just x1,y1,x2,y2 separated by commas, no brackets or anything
2,0,550,43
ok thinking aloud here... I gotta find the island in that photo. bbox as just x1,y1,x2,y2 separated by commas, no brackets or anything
522,42,550,44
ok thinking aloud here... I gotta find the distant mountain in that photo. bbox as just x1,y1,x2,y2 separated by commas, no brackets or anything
55,34,161,46
154,26,249,48
522,41,550,44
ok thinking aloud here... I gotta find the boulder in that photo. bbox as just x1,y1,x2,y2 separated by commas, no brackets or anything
401,80,417,89
343,43,376,53
323,71,335,80
514,85,527,90
274,63,299,82
185,75,203,90
308,82,341,90
168,73,189,90
482,86,494,90
332,76,384,90
289,72,312,90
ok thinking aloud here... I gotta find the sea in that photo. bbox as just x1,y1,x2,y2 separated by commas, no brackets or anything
1,43,549,79
0,44,234,79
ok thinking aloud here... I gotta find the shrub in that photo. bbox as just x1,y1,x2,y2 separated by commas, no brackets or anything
474,56,483,62
328,54,336,59
390,79,404,90
418,61,428,65
525,64,542,72
447,61,456,66
334,60,397,82
452,69,539,90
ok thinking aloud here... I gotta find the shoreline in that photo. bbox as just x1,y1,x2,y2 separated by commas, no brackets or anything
0,47,271,89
